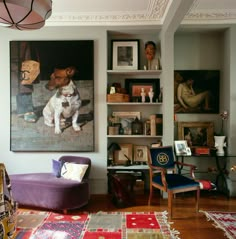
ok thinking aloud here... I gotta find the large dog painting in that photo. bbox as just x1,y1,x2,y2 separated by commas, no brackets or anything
10,41,94,152
174,70,220,114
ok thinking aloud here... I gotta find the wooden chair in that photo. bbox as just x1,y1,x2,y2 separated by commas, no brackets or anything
147,146,200,218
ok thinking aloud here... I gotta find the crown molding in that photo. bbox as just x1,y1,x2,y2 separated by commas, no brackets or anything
47,0,169,26
46,0,236,26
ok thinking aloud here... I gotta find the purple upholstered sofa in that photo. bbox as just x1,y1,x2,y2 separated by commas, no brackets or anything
9,156,91,213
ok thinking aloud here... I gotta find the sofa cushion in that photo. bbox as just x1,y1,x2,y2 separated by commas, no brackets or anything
52,159,64,178
61,162,88,182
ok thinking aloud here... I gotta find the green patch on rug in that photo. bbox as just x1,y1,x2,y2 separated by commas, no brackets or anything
17,210,49,229
201,210,236,239
16,210,180,239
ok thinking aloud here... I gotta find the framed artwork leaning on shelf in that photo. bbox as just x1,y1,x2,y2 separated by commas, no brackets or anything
114,143,133,165
174,140,191,156
178,121,214,149
133,145,148,163
112,111,141,135
125,78,160,102
112,40,139,70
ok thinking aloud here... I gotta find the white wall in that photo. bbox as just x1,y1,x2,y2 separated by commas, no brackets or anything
0,26,108,194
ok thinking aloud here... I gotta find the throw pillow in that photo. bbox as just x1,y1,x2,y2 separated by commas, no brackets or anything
61,163,88,182
52,159,64,178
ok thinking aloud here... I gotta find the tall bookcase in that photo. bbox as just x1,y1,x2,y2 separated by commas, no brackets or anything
106,29,164,166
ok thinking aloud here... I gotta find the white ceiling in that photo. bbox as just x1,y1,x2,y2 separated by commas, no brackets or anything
47,0,236,27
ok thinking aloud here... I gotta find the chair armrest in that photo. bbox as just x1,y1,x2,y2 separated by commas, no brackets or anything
175,161,197,178
149,165,168,188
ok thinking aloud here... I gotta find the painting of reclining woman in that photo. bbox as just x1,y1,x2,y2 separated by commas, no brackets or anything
174,70,220,113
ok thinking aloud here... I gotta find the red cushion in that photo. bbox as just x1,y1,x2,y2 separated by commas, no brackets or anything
198,180,213,190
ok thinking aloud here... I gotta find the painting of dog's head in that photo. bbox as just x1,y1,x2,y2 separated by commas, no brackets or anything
46,66,77,91
43,66,82,134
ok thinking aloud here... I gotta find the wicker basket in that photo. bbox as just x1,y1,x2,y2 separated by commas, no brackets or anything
107,93,130,102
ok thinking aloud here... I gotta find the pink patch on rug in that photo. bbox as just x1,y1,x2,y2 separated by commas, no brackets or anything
126,214,160,229
82,231,121,239
46,212,88,222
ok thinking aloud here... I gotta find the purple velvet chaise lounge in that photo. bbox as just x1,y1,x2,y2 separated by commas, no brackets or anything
10,156,91,213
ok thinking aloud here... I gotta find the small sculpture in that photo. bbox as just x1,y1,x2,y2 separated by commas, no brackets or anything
148,87,154,103
145,41,159,70
140,88,146,102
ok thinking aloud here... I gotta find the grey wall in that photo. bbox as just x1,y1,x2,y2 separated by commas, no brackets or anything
0,25,236,194
0,26,108,194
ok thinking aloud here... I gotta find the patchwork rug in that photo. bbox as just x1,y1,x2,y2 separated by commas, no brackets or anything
202,211,236,239
16,210,180,239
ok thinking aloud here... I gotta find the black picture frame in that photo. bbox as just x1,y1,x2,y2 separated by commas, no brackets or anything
10,40,94,152
174,70,220,113
125,78,160,102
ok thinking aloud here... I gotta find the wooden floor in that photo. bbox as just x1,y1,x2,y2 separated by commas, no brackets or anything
79,191,236,239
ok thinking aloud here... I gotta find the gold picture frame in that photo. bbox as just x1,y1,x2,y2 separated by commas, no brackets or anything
178,122,214,148
114,143,133,165
133,145,148,163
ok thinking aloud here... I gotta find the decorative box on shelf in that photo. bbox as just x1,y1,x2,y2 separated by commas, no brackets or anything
194,147,210,155
107,93,130,102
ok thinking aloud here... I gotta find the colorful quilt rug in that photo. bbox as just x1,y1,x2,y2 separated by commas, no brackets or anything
202,211,236,239
16,210,180,239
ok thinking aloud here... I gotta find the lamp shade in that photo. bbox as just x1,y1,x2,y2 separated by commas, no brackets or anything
0,0,52,30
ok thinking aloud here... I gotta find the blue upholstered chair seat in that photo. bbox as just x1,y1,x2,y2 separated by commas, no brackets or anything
153,174,199,190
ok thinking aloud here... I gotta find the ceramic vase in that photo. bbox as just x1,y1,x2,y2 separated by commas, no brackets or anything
214,136,226,156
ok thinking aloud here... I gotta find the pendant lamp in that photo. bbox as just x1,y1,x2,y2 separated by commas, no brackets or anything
0,0,52,30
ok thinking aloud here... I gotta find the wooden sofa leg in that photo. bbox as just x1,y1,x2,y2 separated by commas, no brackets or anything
63,209,68,214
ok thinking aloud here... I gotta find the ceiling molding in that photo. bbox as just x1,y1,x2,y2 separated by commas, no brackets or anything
46,0,236,26
47,0,169,26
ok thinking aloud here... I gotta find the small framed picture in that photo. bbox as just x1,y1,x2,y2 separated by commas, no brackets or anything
112,40,139,70
174,140,191,156
112,111,141,135
125,78,160,102
114,143,133,165
133,145,148,163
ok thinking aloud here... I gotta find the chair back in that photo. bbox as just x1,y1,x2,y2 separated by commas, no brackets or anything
148,146,176,169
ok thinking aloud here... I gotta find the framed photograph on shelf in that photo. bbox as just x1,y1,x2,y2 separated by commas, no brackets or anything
125,78,160,102
133,145,148,163
178,122,214,148
114,143,133,165
112,40,139,70
112,111,141,135
174,140,191,156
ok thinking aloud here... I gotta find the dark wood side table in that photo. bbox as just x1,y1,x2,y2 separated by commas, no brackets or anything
107,165,149,193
